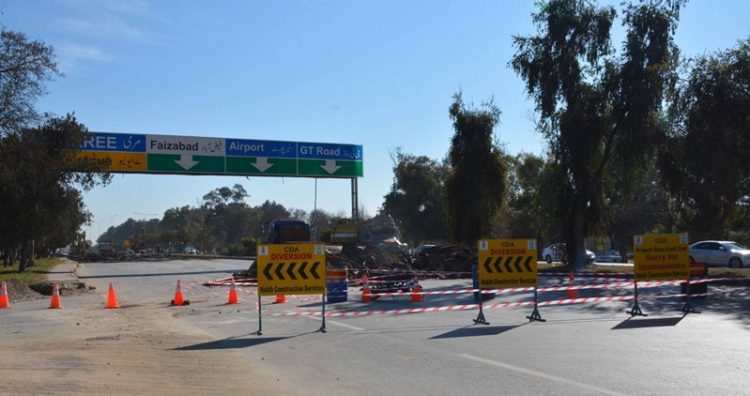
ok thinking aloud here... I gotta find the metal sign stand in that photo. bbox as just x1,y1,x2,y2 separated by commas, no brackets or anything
526,286,545,322
257,294,263,335
320,292,327,333
681,279,699,314
351,178,359,221
627,280,647,317
473,289,490,325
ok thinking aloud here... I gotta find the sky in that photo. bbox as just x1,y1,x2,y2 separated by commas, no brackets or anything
2,0,749,241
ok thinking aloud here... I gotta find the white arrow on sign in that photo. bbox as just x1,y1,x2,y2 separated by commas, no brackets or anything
252,157,273,172
174,155,199,170
321,159,341,174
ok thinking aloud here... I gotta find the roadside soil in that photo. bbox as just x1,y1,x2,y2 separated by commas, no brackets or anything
0,294,301,395
5,279,44,303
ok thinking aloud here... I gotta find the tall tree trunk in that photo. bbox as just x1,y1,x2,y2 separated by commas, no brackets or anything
19,241,29,272
568,194,588,271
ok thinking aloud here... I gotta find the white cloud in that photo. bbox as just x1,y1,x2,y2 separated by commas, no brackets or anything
102,0,159,18
56,0,158,18
58,43,113,62
60,17,145,40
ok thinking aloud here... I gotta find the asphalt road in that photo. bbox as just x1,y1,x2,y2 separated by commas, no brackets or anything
77,258,750,395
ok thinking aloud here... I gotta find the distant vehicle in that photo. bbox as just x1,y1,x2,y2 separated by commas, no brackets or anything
266,220,312,244
689,241,749,268
185,247,197,255
98,241,115,256
542,243,595,264
595,250,623,263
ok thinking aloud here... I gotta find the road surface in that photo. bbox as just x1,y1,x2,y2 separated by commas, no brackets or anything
4,258,750,395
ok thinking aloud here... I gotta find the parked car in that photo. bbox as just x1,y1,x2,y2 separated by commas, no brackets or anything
185,247,198,255
595,250,623,263
689,240,749,268
542,243,595,264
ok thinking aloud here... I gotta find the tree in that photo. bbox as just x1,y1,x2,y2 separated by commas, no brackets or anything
511,0,681,269
601,158,672,257
659,37,750,240
499,153,549,240
0,114,110,270
444,93,507,247
0,29,60,135
383,150,448,244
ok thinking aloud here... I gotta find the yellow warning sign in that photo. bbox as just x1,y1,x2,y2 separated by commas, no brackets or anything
477,239,537,288
257,244,326,296
75,151,146,172
634,233,689,281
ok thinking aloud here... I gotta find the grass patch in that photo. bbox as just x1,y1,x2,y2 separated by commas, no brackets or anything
708,267,750,278
588,264,634,274
0,257,65,284
537,262,563,271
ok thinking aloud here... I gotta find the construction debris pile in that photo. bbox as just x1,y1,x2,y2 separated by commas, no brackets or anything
234,214,477,280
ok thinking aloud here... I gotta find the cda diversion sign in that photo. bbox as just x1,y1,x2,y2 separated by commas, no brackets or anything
633,233,690,281
257,244,326,296
478,239,537,288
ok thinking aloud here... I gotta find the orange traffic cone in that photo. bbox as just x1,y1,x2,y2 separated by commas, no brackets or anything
410,278,423,302
106,282,120,309
361,276,372,303
227,277,239,305
0,280,10,309
274,294,286,304
172,279,185,306
49,281,62,309
567,272,578,300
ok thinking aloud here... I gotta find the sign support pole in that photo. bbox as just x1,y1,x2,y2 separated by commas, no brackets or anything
526,286,545,322
351,178,359,221
320,292,327,333
626,280,647,317
473,289,489,325
257,294,263,335
681,279,699,314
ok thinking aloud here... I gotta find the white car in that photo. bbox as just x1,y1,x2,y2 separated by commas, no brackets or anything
689,241,749,268
542,243,595,264
185,247,198,255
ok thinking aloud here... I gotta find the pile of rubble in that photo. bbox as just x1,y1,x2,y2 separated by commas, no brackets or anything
409,243,474,273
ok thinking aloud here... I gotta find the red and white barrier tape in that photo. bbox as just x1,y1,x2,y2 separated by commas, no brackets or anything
364,278,741,297
541,272,632,278
270,292,714,318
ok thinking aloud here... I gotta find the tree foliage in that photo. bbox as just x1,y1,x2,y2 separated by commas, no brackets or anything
511,0,681,268
445,93,507,247
382,150,448,244
497,153,551,241
0,114,110,270
0,29,59,136
660,37,750,240
97,186,348,256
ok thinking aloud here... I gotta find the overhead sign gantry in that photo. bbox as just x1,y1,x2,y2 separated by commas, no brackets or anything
76,131,364,219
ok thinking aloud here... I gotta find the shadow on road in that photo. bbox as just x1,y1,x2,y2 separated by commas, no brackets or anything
575,285,750,327
612,315,685,330
79,269,240,279
172,336,287,350
429,324,520,339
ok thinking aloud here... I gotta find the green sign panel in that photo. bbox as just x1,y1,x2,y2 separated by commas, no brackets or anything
76,132,363,178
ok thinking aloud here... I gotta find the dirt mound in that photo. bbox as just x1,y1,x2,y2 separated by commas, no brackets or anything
5,279,44,303
28,280,95,297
